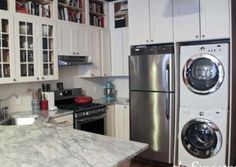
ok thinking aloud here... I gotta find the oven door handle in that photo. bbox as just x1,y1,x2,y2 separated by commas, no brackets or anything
77,114,106,123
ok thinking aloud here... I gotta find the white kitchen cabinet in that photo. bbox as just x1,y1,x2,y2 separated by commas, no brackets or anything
106,104,130,140
39,18,58,81
14,14,58,82
0,12,16,84
78,27,111,78
173,0,230,41
14,14,40,82
129,0,173,46
57,21,90,57
49,114,73,129
111,28,129,76
115,104,130,140
106,105,115,137
101,29,111,76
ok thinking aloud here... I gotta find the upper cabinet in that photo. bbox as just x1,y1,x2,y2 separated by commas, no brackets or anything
129,0,173,46
14,15,58,82
58,0,86,23
173,0,230,42
0,13,15,84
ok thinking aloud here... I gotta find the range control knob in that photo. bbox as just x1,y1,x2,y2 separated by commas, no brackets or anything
199,112,204,116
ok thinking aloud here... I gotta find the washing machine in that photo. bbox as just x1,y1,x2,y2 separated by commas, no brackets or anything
178,107,228,166
180,43,229,110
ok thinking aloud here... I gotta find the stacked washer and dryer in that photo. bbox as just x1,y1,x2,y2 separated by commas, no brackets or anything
178,43,229,166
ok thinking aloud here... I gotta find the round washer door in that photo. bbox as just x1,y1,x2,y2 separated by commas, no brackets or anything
181,119,222,159
183,53,224,95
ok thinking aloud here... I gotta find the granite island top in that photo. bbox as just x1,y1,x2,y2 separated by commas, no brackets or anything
0,113,148,167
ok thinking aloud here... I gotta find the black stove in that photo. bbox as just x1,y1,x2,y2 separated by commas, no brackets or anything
54,88,107,135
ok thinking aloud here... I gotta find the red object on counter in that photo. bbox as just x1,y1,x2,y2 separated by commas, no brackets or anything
41,100,49,110
74,96,93,104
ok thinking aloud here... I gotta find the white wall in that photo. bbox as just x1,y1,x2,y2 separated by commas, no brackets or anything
109,76,129,98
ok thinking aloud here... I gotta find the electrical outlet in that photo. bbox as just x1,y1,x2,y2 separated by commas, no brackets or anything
16,97,22,105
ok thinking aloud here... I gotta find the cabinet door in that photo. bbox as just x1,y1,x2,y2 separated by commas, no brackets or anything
111,29,123,76
149,0,173,43
200,0,230,40
57,21,75,56
123,105,130,140
0,13,15,83
89,27,101,77
173,0,200,41
115,104,130,140
77,25,90,56
129,0,149,46
14,14,40,82
106,105,115,137
101,29,111,76
122,28,129,76
39,19,58,81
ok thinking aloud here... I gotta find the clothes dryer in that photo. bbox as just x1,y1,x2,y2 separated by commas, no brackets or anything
180,43,229,110
178,107,228,166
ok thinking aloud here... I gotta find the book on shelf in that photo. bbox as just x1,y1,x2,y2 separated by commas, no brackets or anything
16,1,52,18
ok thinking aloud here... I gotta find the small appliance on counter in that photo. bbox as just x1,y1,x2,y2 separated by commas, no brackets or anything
104,81,116,101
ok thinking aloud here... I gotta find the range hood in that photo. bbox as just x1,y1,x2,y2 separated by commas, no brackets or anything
58,55,93,66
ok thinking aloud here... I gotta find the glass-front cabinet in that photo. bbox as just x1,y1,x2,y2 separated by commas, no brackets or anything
0,14,15,83
15,15,57,82
39,19,57,80
15,15,39,82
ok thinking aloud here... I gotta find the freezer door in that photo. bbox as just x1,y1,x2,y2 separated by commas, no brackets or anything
129,53,174,92
130,91,174,163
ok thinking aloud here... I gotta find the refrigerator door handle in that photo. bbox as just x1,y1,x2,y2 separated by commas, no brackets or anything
165,64,170,120
168,93,174,162
165,64,170,92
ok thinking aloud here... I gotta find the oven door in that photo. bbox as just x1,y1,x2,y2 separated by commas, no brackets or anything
75,113,106,135
183,53,224,95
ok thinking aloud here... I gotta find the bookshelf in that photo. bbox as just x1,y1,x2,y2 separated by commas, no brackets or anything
89,0,105,27
15,0,53,18
58,0,85,24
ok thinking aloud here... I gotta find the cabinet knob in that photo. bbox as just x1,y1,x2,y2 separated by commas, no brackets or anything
202,35,205,38
36,77,39,80
150,39,154,42
195,35,199,38
41,77,45,80
13,78,16,82
146,40,149,43
91,74,94,77
76,52,79,55
124,106,127,109
73,52,75,55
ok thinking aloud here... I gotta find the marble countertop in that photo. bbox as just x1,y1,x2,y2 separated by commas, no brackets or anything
94,97,129,106
0,113,148,167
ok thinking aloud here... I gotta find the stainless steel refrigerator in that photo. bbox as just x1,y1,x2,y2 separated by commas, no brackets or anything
129,45,175,164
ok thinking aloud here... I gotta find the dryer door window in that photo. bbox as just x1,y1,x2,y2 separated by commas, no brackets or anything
181,119,222,159
183,54,224,94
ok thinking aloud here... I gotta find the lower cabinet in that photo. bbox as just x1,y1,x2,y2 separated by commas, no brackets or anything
106,104,130,140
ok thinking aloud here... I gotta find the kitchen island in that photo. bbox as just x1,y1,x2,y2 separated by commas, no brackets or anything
0,114,148,167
